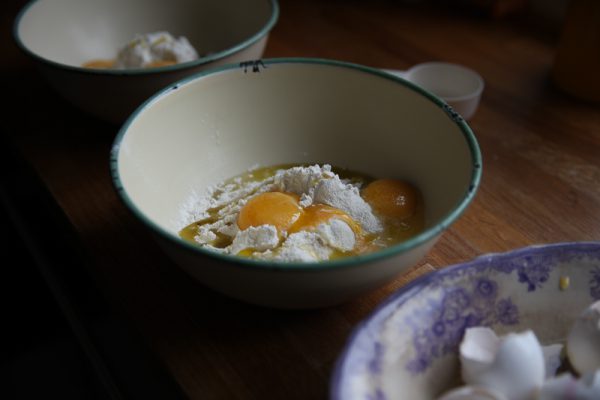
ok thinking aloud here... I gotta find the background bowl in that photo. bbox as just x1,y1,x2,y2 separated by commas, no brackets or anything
110,58,481,308
332,242,600,399
14,0,278,123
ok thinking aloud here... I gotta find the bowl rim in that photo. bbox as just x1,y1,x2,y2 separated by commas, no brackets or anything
13,0,279,76
329,241,600,399
109,57,483,271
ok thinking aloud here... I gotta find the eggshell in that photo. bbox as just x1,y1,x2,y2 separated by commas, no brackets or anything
460,328,545,400
567,300,600,375
542,343,564,378
461,327,500,383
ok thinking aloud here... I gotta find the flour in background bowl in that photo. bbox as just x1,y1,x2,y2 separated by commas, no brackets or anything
116,31,199,68
83,31,199,69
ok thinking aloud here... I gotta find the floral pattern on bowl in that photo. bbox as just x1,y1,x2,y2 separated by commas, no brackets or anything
332,242,600,400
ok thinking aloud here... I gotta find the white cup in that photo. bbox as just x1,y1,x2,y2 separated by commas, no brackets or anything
384,62,484,120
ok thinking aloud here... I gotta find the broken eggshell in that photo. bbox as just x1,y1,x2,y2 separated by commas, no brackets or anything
542,343,565,379
567,300,600,375
460,327,545,400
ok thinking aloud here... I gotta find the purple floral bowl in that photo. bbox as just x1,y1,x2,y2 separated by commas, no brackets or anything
331,242,600,400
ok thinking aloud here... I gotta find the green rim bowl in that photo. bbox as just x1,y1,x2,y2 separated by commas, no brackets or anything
14,0,279,123
111,58,482,308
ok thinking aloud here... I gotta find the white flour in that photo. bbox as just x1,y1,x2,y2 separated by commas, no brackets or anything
257,231,333,262
229,225,279,255
181,164,382,262
115,31,199,68
316,219,356,251
313,178,382,233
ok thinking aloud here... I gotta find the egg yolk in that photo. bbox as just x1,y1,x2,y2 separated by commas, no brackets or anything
362,179,417,219
237,192,303,233
289,204,362,235
237,191,362,239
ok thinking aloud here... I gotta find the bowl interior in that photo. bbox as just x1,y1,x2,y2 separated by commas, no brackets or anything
114,59,479,253
17,0,274,67
333,242,600,399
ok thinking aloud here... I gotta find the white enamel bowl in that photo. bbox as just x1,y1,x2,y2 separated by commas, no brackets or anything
14,0,278,123
110,58,482,308
332,242,600,399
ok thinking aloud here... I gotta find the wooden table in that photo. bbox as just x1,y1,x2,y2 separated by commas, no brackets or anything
3,1,600,399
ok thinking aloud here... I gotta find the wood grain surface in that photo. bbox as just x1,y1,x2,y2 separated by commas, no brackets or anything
3,1,600,399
